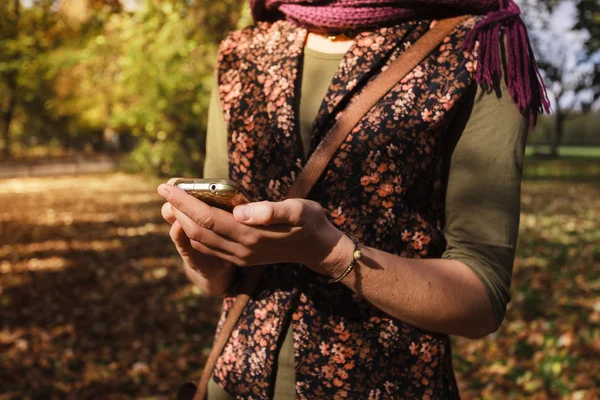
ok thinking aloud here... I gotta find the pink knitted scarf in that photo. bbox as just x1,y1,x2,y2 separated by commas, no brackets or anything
250,0,550,124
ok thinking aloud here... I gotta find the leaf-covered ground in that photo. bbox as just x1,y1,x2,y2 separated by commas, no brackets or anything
454,178,600,399
0,172,598,399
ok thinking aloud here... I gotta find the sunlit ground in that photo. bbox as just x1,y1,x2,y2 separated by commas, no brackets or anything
0,170,599,399
0,173,222,399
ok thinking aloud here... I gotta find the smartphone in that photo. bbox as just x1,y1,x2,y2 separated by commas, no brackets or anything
173,178,252,212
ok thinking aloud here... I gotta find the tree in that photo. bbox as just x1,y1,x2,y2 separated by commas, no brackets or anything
575,0,600,107
0,0,245,166
523,0,600,156
0,0,20,158
60,0,245,174
0,0,79,158
576,0,600,53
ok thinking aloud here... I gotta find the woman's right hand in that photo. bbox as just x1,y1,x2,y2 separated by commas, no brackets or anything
161,200,236,296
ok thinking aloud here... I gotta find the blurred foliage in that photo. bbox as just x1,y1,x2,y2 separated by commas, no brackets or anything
575,0,600,53
1,166,599,398
0,0,599,171
575,0,600,113
64,0,245,175
70,1,217,175
0,0,76,157
1,0,245,174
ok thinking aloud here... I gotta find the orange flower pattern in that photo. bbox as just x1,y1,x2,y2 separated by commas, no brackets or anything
212,16,482,399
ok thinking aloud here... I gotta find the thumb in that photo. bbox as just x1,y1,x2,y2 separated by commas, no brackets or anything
233,199,306,226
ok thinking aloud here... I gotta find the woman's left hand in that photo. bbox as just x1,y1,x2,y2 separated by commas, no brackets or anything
157,183,353,275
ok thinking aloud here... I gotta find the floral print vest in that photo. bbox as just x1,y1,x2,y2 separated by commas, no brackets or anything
212,16,482,399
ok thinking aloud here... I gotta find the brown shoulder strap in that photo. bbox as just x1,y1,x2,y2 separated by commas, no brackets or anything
187,15,469,400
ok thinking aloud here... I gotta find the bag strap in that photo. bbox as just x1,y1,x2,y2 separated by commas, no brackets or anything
187,15,469,400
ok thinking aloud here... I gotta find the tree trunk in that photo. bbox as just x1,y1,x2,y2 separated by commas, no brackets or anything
0,0,21,158
551,110,565,158
103,125,121,153
0,90,16,158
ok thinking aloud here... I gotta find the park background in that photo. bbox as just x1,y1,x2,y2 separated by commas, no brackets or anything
0,0,599,399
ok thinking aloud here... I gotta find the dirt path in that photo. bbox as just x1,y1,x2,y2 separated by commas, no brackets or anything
0,155,118,179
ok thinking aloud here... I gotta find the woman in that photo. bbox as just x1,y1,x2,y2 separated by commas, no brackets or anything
159,0,549,398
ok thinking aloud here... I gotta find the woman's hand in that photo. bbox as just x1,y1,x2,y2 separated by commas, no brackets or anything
159,181,498,337
157,183,354,277
160,180,236,296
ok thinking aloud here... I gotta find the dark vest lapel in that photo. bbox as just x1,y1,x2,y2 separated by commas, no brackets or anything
261,23,307,184
262,22,307,164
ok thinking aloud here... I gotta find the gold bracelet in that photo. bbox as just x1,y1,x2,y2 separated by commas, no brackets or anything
328,234,363,284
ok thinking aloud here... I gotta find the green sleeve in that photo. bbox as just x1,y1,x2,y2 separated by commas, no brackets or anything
203,72,230,179
442,77,529,329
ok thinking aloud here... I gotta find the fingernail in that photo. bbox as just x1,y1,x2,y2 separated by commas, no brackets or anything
158,184,170,197
234,205,251,221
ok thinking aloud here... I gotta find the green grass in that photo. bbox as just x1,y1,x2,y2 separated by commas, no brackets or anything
526,146,600,159
524,146,600,180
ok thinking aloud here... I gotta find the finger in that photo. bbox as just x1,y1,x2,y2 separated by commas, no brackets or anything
161,202,176,224
167,177,182,185
172,206,247,255
158,183,242,237
189,240,247,267
169,221,193,253
233,199,309,226
173,222,241,266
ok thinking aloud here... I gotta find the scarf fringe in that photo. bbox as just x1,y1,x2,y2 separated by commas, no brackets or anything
462,0,551,126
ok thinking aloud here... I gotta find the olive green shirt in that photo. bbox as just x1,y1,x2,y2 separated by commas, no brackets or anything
205,47,527,399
